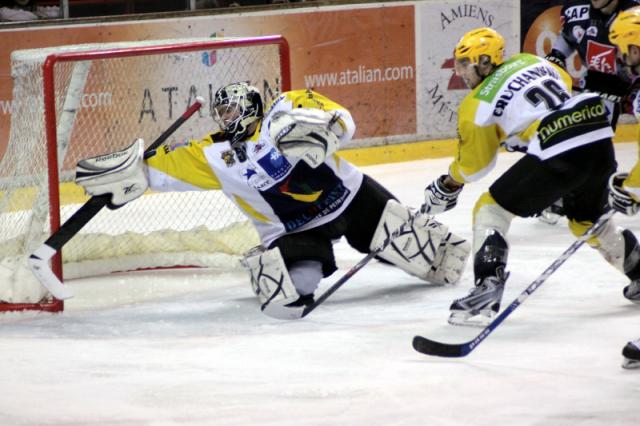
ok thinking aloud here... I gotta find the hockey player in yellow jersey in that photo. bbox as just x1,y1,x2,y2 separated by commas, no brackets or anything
73,82,470,319
421,27,640,326
608,6,640,369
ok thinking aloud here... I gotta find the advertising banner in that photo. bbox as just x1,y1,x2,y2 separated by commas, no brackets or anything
0,4,416,158
415,0,519,139
520,1,585,81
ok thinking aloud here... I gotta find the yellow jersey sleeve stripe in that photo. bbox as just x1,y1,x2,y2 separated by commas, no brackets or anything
146,138,223,190
450,96,501,183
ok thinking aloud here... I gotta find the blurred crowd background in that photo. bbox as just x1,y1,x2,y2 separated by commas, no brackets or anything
0,0,313,21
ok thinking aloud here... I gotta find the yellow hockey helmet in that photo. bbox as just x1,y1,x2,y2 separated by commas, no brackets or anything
609,6,640,56
454,27,505,66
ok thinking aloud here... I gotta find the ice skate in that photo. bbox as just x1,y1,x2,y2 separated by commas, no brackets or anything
448,271,508,327
536,200,564,225
623,279,640,303
622,339,640,369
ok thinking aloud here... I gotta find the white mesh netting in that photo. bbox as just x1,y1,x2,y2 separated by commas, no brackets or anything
0,37,287,306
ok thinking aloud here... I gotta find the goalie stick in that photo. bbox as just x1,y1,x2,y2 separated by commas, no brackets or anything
262,210,422,320
28,97,205,300
412,209,616,358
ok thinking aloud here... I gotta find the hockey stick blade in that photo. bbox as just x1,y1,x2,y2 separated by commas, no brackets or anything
412,209,615,358
412,335,470,358
28,244,74,300
258,249,383,320
261,211,423,320
262,303,305,320
28,97,205,301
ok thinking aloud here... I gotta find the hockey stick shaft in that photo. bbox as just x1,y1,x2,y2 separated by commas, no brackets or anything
300,211,421,317
50,98,204,250
412,209,616,357
28,98,204,300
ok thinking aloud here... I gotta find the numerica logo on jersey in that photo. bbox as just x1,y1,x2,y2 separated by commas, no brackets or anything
538,101,606,144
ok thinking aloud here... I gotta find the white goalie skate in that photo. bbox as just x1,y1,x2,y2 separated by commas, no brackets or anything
622,339,640,369
448,271,509,327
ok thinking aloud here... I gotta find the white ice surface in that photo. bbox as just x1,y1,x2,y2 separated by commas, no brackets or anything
1,143,639,426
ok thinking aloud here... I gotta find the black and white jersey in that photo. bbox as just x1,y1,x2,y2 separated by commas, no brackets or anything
554,0,639,97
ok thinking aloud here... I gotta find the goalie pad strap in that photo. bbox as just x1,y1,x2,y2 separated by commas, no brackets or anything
370,200,444,280
75,138,149,208
426,231,471,285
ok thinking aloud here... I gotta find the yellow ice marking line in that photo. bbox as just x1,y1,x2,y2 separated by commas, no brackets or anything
338,138,458,167
339,123,637,167
0,182,87,212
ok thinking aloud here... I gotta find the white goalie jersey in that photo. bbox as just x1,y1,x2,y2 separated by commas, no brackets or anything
145,89,361,246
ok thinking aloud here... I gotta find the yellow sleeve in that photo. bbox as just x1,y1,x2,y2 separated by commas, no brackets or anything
146,136,223,190
448,95,502,184
285,89,348,112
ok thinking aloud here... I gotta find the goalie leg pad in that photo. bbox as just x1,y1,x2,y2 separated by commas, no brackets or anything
370,200,445,280
425,231,471,285
242,246,300,310
75,138,149,208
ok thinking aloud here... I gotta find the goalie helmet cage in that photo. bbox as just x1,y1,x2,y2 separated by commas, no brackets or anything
0,35,291,312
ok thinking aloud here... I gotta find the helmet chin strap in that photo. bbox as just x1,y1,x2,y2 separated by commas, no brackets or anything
471,63,491,87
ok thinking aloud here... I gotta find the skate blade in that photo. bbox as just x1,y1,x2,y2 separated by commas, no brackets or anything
537,213,561,225
448,310,495,328
622,358,640,369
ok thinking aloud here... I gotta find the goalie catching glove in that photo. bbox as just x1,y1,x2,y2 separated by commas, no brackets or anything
75,138,149,209
269,108,343,168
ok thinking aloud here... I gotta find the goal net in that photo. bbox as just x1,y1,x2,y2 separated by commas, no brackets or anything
0,36,291,312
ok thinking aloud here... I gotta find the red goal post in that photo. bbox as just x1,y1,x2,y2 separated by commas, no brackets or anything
0,35,291,312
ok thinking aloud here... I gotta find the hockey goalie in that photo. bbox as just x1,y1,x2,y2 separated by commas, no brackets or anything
74,82,471,318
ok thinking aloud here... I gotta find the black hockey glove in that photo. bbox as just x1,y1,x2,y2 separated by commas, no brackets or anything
608,172,640,216
422,175,463,215
545,49,567,69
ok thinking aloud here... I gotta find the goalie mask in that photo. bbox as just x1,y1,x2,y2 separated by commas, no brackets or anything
212,82,263,145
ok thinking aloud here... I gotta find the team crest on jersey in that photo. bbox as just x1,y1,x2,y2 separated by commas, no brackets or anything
257,148,292,180
564,5,589,22
221,149,236,166
586,26,598,37
573,26,585,43
586,41,617,73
